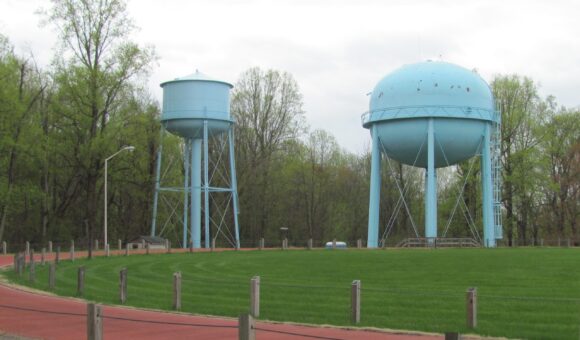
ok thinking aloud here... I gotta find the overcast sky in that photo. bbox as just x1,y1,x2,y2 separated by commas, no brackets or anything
1,0,579,153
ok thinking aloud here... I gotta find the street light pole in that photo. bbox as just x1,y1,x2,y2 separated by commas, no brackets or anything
104,146,135,247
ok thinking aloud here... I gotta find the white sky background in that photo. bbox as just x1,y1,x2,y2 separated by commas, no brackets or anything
1,0,579,154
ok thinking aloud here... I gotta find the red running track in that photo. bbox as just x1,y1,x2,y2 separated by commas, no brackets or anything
0,252,441,340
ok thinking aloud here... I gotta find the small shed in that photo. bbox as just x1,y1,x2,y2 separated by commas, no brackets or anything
128,236,167,250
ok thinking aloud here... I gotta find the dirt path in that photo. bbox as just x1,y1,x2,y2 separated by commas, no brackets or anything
0,251,441,339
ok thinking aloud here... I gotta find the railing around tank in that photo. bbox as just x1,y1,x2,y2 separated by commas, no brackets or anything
361,105,498,127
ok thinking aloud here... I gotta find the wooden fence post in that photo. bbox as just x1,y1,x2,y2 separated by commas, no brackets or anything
173,272,181,310
78,266,85,296
2,241,6,255
16,253,24,277
49,262,56,290
55,246,60,264
48,240,52,253
18,253,25,276
29,248,34,264
70,240,75,262
259,238,264,250
41,248,45,265
357,239,362,249
445,332,462,340
25,241,30,256
307,238,313,250
118,239,122,252
250,276,260,318
211,239,216,252
29,250,35,283
466,287,477,328
87,303,103,340
146,242,150,255
125,243,129,256
238,314,255,340
15,253,19,274
119,267,127,303
351,280,361,324
105,244,110,257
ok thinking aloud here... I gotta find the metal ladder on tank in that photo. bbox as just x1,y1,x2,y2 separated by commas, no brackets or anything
491,111,503,240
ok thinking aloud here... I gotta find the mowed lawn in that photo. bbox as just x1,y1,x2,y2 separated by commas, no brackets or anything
3,248,580,339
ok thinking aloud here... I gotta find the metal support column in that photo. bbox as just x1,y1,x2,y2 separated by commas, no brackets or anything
203,121,210,249
481,123,495,247
425,118,437,239
150,129,164,236
192,139,202,249
228,127,241,249
183,139,190,248
367,125,381,248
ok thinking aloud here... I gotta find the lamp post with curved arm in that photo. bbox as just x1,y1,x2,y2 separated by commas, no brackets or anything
104,146,135,247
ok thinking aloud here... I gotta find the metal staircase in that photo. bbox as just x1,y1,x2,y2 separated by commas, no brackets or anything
491,111,503,239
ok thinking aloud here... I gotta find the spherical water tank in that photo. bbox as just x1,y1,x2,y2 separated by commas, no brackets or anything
362,61,497,168
160,70,233,139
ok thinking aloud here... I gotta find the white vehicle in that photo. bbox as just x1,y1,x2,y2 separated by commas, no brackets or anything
325,241,347,249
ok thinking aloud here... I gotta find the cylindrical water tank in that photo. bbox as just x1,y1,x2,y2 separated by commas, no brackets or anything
160,70,233,139
362,61,498,168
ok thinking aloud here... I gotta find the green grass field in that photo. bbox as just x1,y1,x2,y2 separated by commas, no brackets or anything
3,248,580,339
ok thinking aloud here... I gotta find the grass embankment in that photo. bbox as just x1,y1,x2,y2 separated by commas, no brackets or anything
3,248,580,339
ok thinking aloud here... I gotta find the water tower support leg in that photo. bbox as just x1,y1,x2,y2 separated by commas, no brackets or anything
192,139,202,249
203,121,210,249
228,128,241,249
367,125,381,248
481,124,495,247
183,139,190,249
150,129,164,236
425,118,437,241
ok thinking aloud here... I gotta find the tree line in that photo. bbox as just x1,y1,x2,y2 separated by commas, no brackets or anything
0,0,578,248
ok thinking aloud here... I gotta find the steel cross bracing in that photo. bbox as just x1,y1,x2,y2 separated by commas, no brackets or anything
379,138,424,244
150,123,241,249
439,137,483,244
151,139,195,248
379,130,486,246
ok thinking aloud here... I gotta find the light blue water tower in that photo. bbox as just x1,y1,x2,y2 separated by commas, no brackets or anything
151,71,240,249
362,61,502,248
